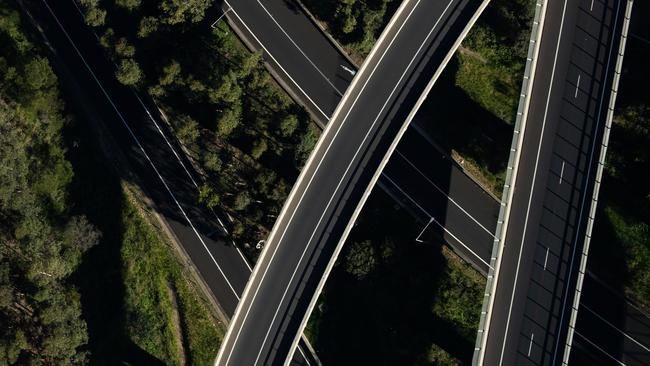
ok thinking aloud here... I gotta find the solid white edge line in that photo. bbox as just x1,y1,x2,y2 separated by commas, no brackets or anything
214,0,420,363
69,0,249,270
223,0,331,120
473,0,548,362
581,304,650,353
284,1,494,363
395,151,497,238
382,174,492,269
557,0,627,363
252,0,448,363
574,331,627,366
497,1,569,363
253,0,344,96
41,0,242,298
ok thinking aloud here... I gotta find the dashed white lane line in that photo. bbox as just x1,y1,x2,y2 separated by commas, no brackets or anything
544,247,549,270
575,74,581,98
528,333,535,357
559,160,565,184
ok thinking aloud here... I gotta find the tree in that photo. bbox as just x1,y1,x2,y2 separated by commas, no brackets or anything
251,139,268,159
159,60,182,86
204,152,223,173
255,170,277,195
160,0,211,25
279,114,299,137
115,58,142,85
198,183,220,209
344,240,376,279
295,124,319,166
79,0,106,27
138,16,159,38
210,71,242,105
176,114,200,146
233,191,251,211
114,37,135,57
115,0,141,10
24,57,56,91
216,104,242,137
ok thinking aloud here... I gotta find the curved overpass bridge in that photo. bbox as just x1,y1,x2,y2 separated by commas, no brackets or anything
215,0,491,364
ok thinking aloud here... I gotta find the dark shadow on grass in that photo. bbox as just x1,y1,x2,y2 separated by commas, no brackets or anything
415,58,513,191
311,191,473,365
66,115,129,364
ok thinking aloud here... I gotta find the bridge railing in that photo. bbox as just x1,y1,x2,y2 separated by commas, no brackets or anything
472,0,548,363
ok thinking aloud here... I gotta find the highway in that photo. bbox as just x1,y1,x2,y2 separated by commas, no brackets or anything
25,0,318,365
222,0,498,275
29,0,646,364
474,0,631,364
214,0,492,364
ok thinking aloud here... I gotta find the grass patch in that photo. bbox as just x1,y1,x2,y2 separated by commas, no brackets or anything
67,94,223,365
306,191,484,365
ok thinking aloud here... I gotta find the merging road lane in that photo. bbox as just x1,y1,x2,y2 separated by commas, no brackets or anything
215,0,492,364
475,0,631,364
221,0,498,275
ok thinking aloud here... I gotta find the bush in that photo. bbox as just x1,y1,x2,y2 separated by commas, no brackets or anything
115,58,142,85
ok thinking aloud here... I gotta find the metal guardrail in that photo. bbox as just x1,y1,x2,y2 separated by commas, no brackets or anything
561,1,635,363
472,0,547,363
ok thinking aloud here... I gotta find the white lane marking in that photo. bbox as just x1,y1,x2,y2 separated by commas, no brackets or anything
582,305,650,353
252,0,344,96
528,333,534,357
41,0,242,298
590,0,595,11
499,0,570,363
249,2,459,364
415,218,433,242
223,0,428,362
552,0,622,361
69,0,249,268
395,151,497,238
296,346,311,366
544,248,549,270
212,7,232,28
383,175,493,269
575,331,627,366
575,74,581,98
223,0,330,120
559,161,565,184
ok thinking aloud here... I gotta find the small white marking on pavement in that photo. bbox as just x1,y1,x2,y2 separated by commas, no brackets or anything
528,333,534,357
415,218,433,242
590,0,595,11
544,248,549,270
559,161,565,184
211,7,232,28
575,74,581,98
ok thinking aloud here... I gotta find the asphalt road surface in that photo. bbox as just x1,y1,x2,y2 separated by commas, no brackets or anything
221,0,498,274
27,0,318,364
215,0,489,364
478,0,629,364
